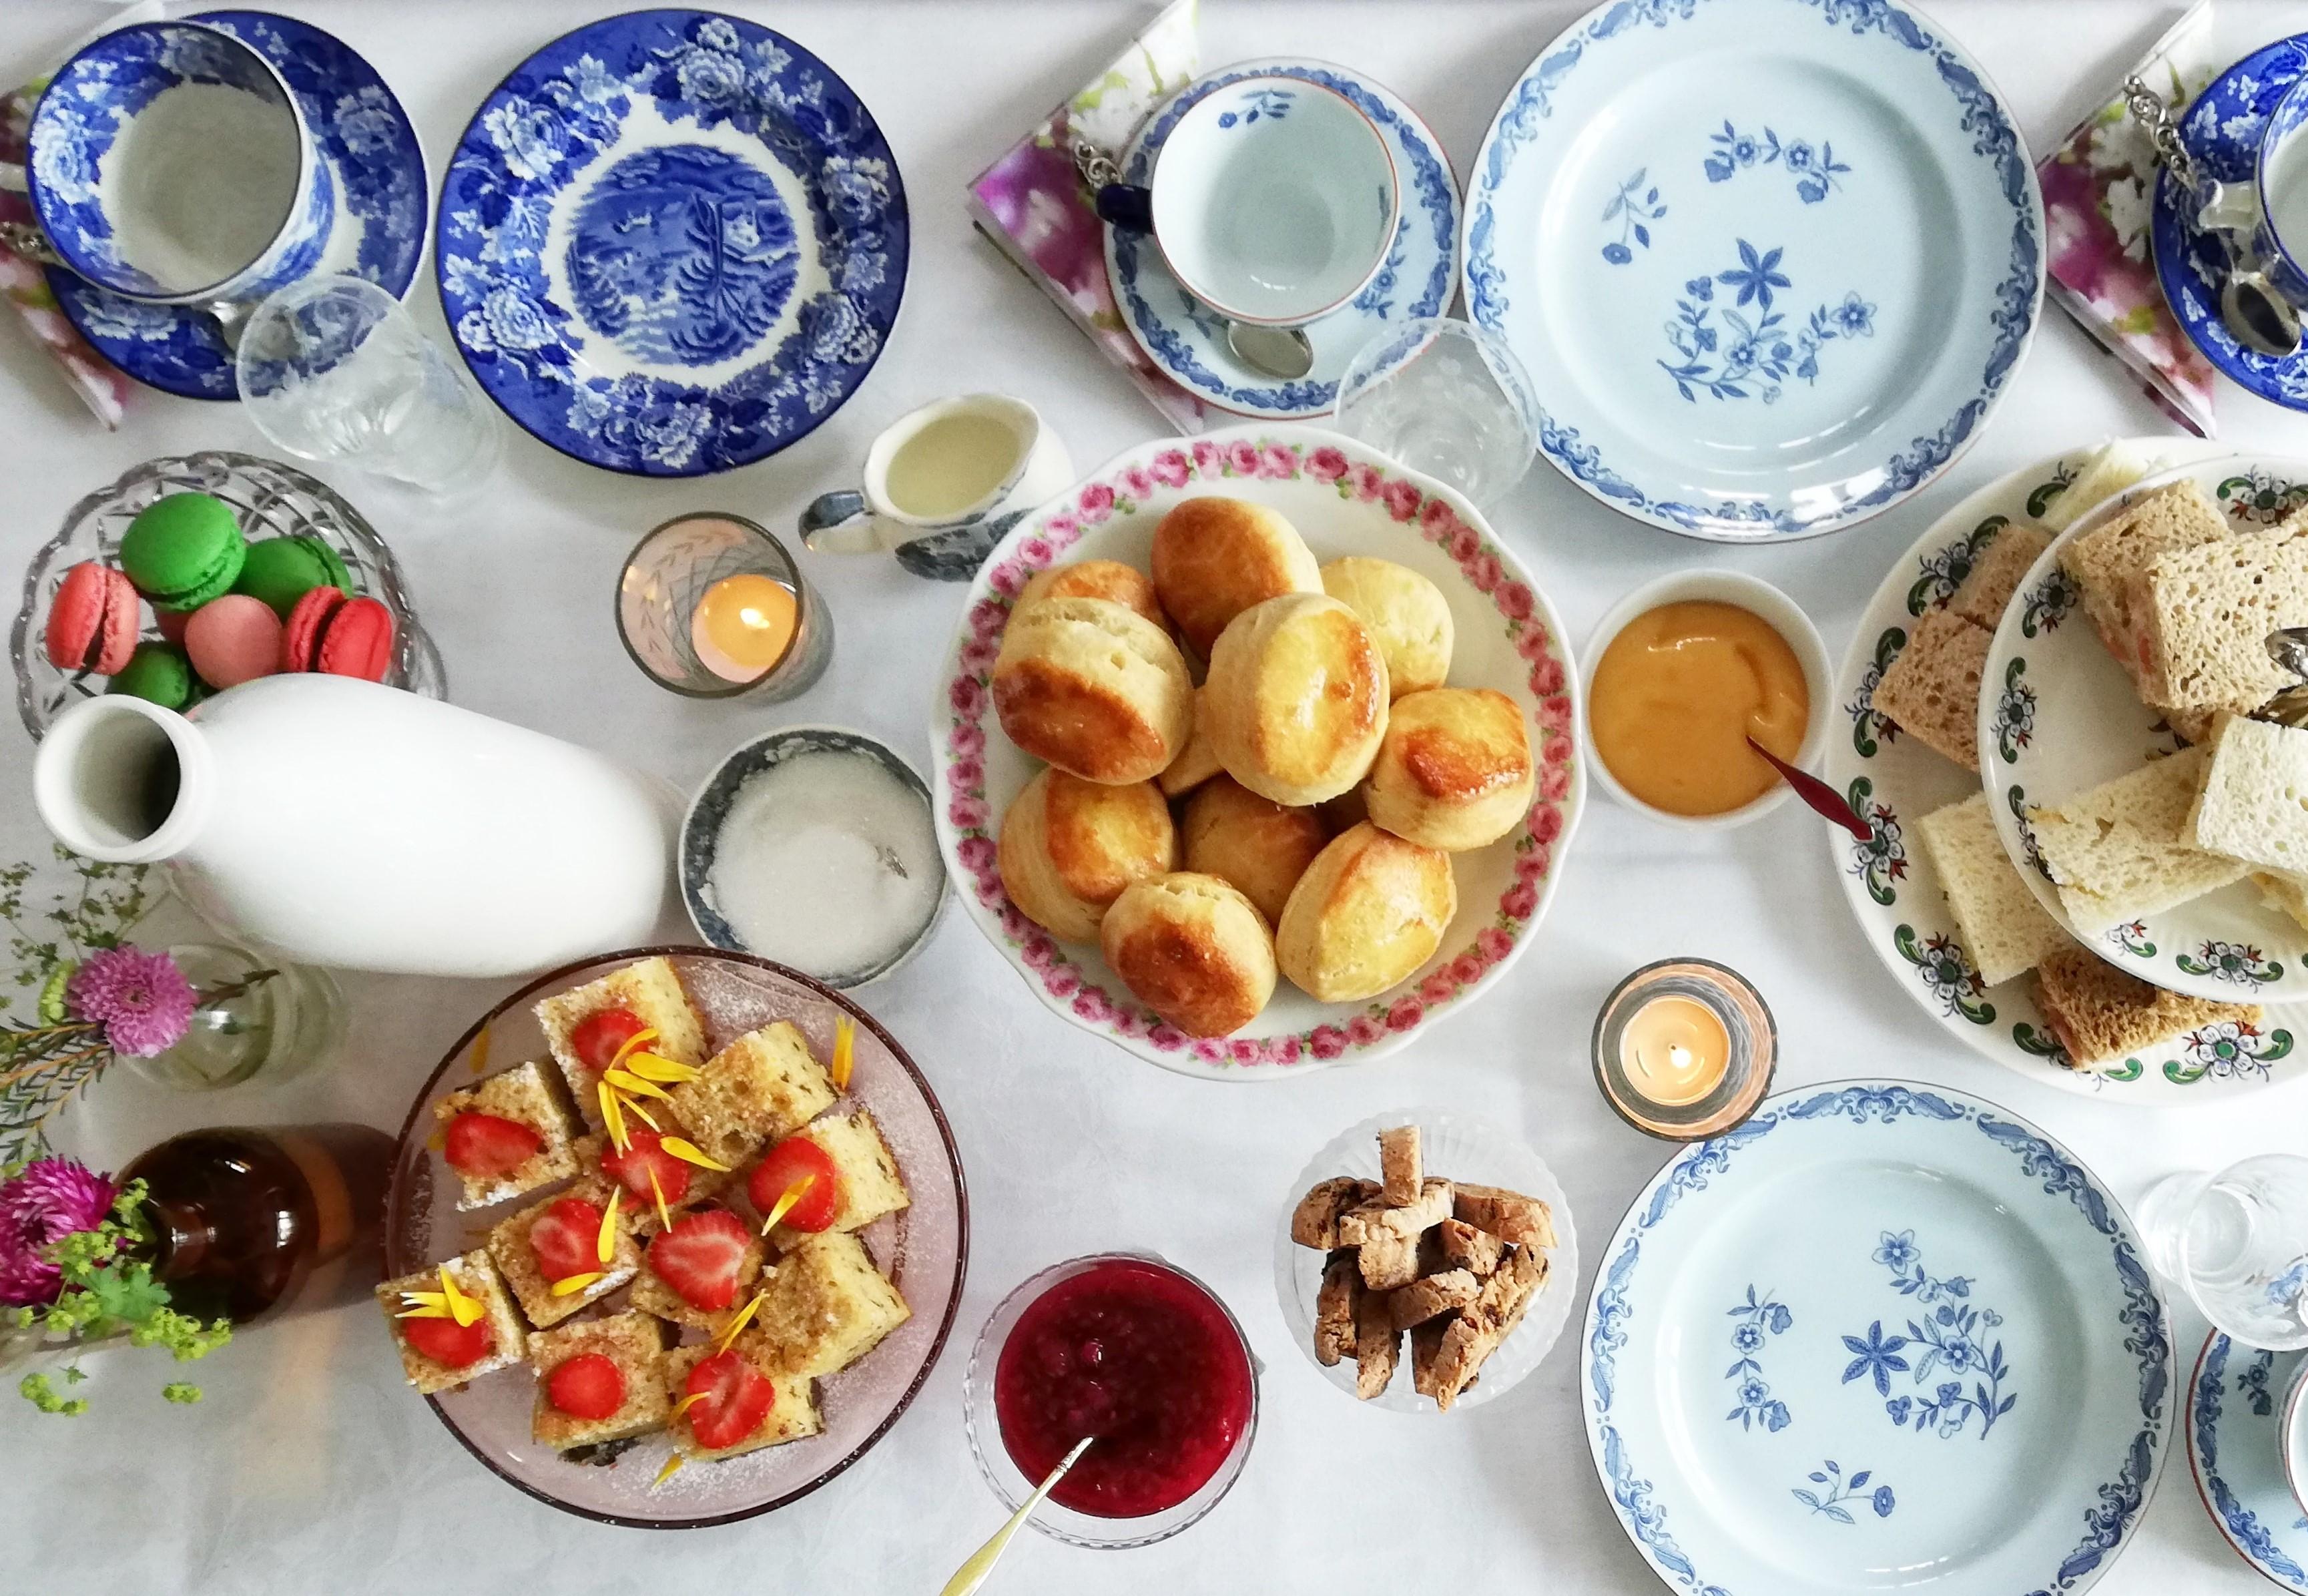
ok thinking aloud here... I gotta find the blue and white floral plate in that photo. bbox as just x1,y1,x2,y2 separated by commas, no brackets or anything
1584,1080,2171,1596
45,11,427,401
1106,59,1459,420
2151,36,2308,411
1464,0,2042,540
1829,440,2308,1101
1982,454,2308,1009
2189,1333,2308,1590
437,10,906,475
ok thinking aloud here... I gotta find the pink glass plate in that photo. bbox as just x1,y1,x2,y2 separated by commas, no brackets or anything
383,947,968,1528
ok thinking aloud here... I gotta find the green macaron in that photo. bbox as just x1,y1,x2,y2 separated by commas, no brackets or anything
106,642,194,709
234,535,352,618
119,492,248,613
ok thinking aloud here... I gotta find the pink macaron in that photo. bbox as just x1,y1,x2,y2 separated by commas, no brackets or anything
184,593,284,690
44,561,140,675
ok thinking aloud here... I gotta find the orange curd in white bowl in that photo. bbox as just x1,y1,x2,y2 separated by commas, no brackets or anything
1588,601,1809,817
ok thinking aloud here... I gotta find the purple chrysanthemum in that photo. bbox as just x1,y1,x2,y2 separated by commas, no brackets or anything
65,947,195,1057
0,1158,117,1307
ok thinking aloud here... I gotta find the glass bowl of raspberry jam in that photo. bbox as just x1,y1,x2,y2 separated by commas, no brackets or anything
963,1253,1258,1548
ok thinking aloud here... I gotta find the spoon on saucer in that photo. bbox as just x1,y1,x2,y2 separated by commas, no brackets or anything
2261,628,2308,728
939,1436,1095,1596
1746,735,1870,842
202,298,256,354
1227,320,1315,380
2221,250,2302,360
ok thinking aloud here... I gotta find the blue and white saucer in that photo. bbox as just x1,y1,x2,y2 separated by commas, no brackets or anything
2151,36,2308,411
2189,1334,2308,1590
437,10,907,477
45,11,427,402
1464,0,2042,540
1584,1080,2170,1595
1106,59,1459,420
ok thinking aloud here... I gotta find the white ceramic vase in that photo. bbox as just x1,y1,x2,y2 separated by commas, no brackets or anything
33,676,675,977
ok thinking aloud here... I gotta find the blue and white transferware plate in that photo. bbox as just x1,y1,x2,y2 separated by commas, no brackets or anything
2189,1333,2308,1590
45,11,428,401
1584,1080,2171,1595
437,10,906,476
1464,0,2042,541
2151,36,2308,411
1107,59,1459,420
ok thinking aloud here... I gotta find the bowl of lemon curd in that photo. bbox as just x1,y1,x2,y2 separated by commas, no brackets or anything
1580,572,1831,830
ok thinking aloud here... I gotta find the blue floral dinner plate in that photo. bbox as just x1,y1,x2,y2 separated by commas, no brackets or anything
1464,0,2042,541
2150,35,2308,411
1106,59,1460,420
437,10,906,476
2189,1333,2308,1590
45,11,427,401
1583,1080,2171,1595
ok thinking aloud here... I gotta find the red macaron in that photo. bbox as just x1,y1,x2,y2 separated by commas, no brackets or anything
44,561,141,676
280,586,396,682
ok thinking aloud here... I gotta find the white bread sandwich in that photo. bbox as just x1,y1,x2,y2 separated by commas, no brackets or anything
1916,794,2071,986
2027,746,2249,930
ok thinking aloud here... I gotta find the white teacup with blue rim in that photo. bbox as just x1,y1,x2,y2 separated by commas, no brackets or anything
2255,77,2308,318
1097,73,1399,328
19,21,332,309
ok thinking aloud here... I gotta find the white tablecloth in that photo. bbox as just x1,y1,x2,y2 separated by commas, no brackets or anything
7,1,2308,1589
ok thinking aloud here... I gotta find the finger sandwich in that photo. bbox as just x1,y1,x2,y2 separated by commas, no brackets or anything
2026,746,2249,930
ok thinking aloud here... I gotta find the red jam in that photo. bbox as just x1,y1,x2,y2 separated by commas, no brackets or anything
992,1258,1252,1519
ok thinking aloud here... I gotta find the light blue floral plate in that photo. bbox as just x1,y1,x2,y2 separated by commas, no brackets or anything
1464,0,2041,540
1584,1079,2171,1595
1106,59,1459,420
2189,1333,2308,1589
45,11,427,401
437,10,906,475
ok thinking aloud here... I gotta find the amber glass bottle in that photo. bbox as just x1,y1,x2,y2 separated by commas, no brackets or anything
119,1124,394,1325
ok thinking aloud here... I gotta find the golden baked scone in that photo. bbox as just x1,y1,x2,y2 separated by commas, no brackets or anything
1321,557,1453,699
1150,496,1322,656
992,596,1192,784
1100,872,1277,1037
1363,688,1535,852
998,768,1177,942
1017,559,1171,635
1157,687,1225,798
1205,592,1390,806
1277,822,1456,1003
1183,776,1332,926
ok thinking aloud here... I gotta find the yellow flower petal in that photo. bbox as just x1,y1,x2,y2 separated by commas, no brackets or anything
469,1025,491,1077
439,1265,483,1328
609,1026,660,1068
659,1137,730,1173
715,1290,768,1353
625,1097,662,1131
597,1189,621,1264
648,1165,673,1234
602,1068,674,1102
624,1052,702,1084
398,1290,448,1310
549,1271,607,1297
670,1390,707,1420
600,1081,628,1150
831,1016,855,1093
760,1173,815,1236
394,1303,452,1320
651,1454,685,1489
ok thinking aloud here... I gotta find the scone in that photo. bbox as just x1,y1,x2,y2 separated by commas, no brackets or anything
1204,592,1389,806
1182,775,1332,926
1362,688,1535,851
1157,687,1225,798
998,767,1176,942
992,596,1192,784
1150,496,1322,656
1321,557,1453,698
1016,559,1172,633
1276,822,1456,1002
1101,872,1278,1037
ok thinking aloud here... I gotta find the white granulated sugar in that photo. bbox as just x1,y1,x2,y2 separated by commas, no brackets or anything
104,81,298,290
707,749,940,980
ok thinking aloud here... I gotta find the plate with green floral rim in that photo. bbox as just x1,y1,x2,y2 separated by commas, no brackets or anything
1982,453,2308,1019
1827,441,2308,1101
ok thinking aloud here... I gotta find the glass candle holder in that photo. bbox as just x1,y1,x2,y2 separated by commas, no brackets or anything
129,943,348,1092
615,513,833,701
1591,957,1776,1140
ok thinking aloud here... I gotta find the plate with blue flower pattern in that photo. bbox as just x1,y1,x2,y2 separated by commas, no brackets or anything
45,11,428,401
2151,35,2308,412
1826,439,2308,1101
1106,59,1459,420
1463,0,2042,540
437,10,906,475
2188,1333,2308,1591
1584,1079,2171,1596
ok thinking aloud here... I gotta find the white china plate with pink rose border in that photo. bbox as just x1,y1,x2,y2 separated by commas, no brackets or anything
927,424,1582,1077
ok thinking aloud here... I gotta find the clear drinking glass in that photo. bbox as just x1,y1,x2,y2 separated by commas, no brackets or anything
2138,1154,2308,1349
1331,316,1542,509
129,944,348,1092
234,274,502,498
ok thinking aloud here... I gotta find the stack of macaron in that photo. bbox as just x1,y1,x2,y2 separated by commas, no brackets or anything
42,490,396,709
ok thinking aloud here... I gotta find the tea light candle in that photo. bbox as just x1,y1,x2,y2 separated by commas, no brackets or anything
1592,959,1776,1140
691,572,798,683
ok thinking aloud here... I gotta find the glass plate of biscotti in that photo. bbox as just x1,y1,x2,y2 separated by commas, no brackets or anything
382,947,966,1527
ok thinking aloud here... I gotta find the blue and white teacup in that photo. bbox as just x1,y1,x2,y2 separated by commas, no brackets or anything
20,21,332,307
1098,73,1398,329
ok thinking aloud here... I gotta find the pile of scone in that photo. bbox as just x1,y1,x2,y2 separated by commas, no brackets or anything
990,495,1538,1037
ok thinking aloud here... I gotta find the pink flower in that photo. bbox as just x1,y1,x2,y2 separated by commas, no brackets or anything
1270,1033,1303,1065
1042,964,1080,999
975,875,1006,908
1346,463,1383,501
1121,465,1155,501
948,794,988,830
1310,1025,1347,1059
1476,927,1513,965
1469,554,1502,593
956,836,996,873
1020,935,1057,970
1152,449,1191,488
1307,446,1349,481
1540,698,1574,738
1450,954,1485,985
0,1158,116,1307
1257,442,1297,479
1528,655,1566,695
1447,526,1480,561
989,561,1027,597
949,677,986,718
968,600,1007,641
958,638,998,676
1347,1015,1383,1047
1502,881,1539,920
1228,1038,1261,1064
67,948,194,1057
1079,483,1117,520
1113,1009,1145,1038
1149,1023,1187,1052
1381,479,1421,522
1540,764,1570,802
1498,582,1534,621
997,902,1031,937
1418,499,1457,540
1225,439,1262,476
1022,537,1054,565
1531,804,1564,846
1192,440,1224,477
1192,1039,1224,1062
1386,998,1422,1032
1523,842,1554,879
1043,515,1080,543
1073,987,1114,1023
1516,627,1554,663
950,722,985,760
950,757,984,790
